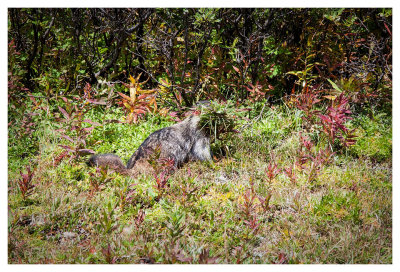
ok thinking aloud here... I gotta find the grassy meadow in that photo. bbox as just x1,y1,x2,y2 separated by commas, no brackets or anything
8,97,392,264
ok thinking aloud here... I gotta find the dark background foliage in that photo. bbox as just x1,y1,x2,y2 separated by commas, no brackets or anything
8,8,391,108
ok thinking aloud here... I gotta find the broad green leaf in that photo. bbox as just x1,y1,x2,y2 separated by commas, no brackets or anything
327,79,343,93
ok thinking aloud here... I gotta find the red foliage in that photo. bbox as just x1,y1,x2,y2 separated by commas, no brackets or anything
318,93,357,147
16,165,35,200
265,162,281,183
55,85,100,160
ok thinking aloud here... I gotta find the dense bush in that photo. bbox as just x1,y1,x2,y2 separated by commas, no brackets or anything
8,8,391,107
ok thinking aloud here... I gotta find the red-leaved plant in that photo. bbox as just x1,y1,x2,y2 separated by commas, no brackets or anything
297,134,334,183
135,209,146,229
265,162,281,183
283,165,297,184
101,243,117,264
295,84,357,150
318,93,357,148
55,83,101,160
147,146,175,196
88,166,114,194
16,165,35,200
238,180,272,234
295,85,321,130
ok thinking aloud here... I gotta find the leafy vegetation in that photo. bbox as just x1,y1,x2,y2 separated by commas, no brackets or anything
8,8,391,264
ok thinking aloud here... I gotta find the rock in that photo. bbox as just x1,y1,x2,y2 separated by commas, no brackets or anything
63,231,77,239
215,174,228,183
30,214,45,226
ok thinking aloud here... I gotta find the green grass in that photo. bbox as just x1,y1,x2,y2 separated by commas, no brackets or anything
349,111,392,162
8,101,392,264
